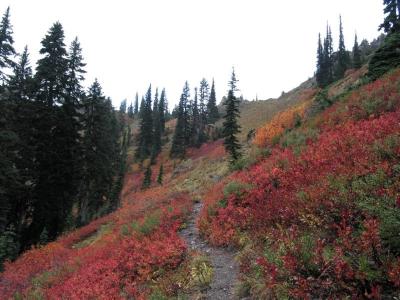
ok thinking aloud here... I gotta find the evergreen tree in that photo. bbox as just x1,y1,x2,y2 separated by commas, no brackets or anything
207,79,220,123
134,92,139,115
152,88,162,162
158,88,166,133
0,7,15,83
26,22,72,244
157,164,163,185
127,101,134,118
335,15,350,79
380,0,400,33
369,31,400,79
1,45,35,248
199,78,209,125
139,96,145,116
369,2,400,79
79,80,120,224
190,87,200,146
119,99,127,113
118,99,127,133
316,33,324,87
0,224,20,265
353,34,362,69
61,36,86,227
223,68,241,163
164,91,170,121
153,88,159,119
323,25,334,85
66,37,86,101
35,22,68,106
142,165,152,189
171,81,190,158
135,85,153,160
8,46,33,99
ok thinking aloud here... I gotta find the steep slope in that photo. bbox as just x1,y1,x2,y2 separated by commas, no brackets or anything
216,77,317,142
199,69,400,298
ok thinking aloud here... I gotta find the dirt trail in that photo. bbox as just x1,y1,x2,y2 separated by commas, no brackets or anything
180,201,239,299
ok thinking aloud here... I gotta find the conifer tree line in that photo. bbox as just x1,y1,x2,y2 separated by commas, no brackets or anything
134,85,170,162
0,7,128,264
315,16,357,87
316,3,400,87
170,78,220,158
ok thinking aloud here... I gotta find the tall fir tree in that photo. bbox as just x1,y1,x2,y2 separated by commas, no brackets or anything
61,36,87,226
135,85,153,160
335,15,350,79
171,81,190,158
35,22,68,106
0,7,15,83
207,79,219,123
369,2,400,79
1,45,35,247
352,34,362,69
199,78,209,125
190,87,200,146
139,96,145,116
118,99,127,132
66,37,86,101
79,80,120,224
151,88,162,162
158,88,166,133
8,46,33,99
27,22,71,244
134,92,139,115
223,69,241,163
316,33,324,87
142,165,152,189
323,25,334,86
380,0,400,33
119,99,127,113
127,101,134,118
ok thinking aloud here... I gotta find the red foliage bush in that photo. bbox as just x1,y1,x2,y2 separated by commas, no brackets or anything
0,183,191,299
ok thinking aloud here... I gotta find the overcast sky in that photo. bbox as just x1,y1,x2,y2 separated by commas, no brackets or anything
0,0,384,108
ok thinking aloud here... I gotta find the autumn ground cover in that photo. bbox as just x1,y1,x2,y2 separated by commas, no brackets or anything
199,69,400,298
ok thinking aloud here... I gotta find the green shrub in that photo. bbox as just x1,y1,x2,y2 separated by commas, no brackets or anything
132,212,161,236
368,32,400,80
373,134,400,160
352,170,400,253
230,155,257,171
120,224,130,236
223,181,252,198
280,128,319,155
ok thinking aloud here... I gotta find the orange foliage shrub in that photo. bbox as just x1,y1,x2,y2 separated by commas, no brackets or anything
254,98,313,147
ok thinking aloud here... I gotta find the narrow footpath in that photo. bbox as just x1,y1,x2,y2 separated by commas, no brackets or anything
180,201,239,299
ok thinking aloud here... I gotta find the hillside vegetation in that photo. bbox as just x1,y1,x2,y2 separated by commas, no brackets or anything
200,68,400,298
2,60,400,298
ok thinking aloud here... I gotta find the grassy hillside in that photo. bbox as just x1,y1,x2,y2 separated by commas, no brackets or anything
217,77,317,142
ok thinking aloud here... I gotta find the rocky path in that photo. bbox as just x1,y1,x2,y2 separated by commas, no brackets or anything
180,201,239,299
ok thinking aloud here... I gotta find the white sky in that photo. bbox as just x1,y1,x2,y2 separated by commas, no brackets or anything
1,0,384,108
